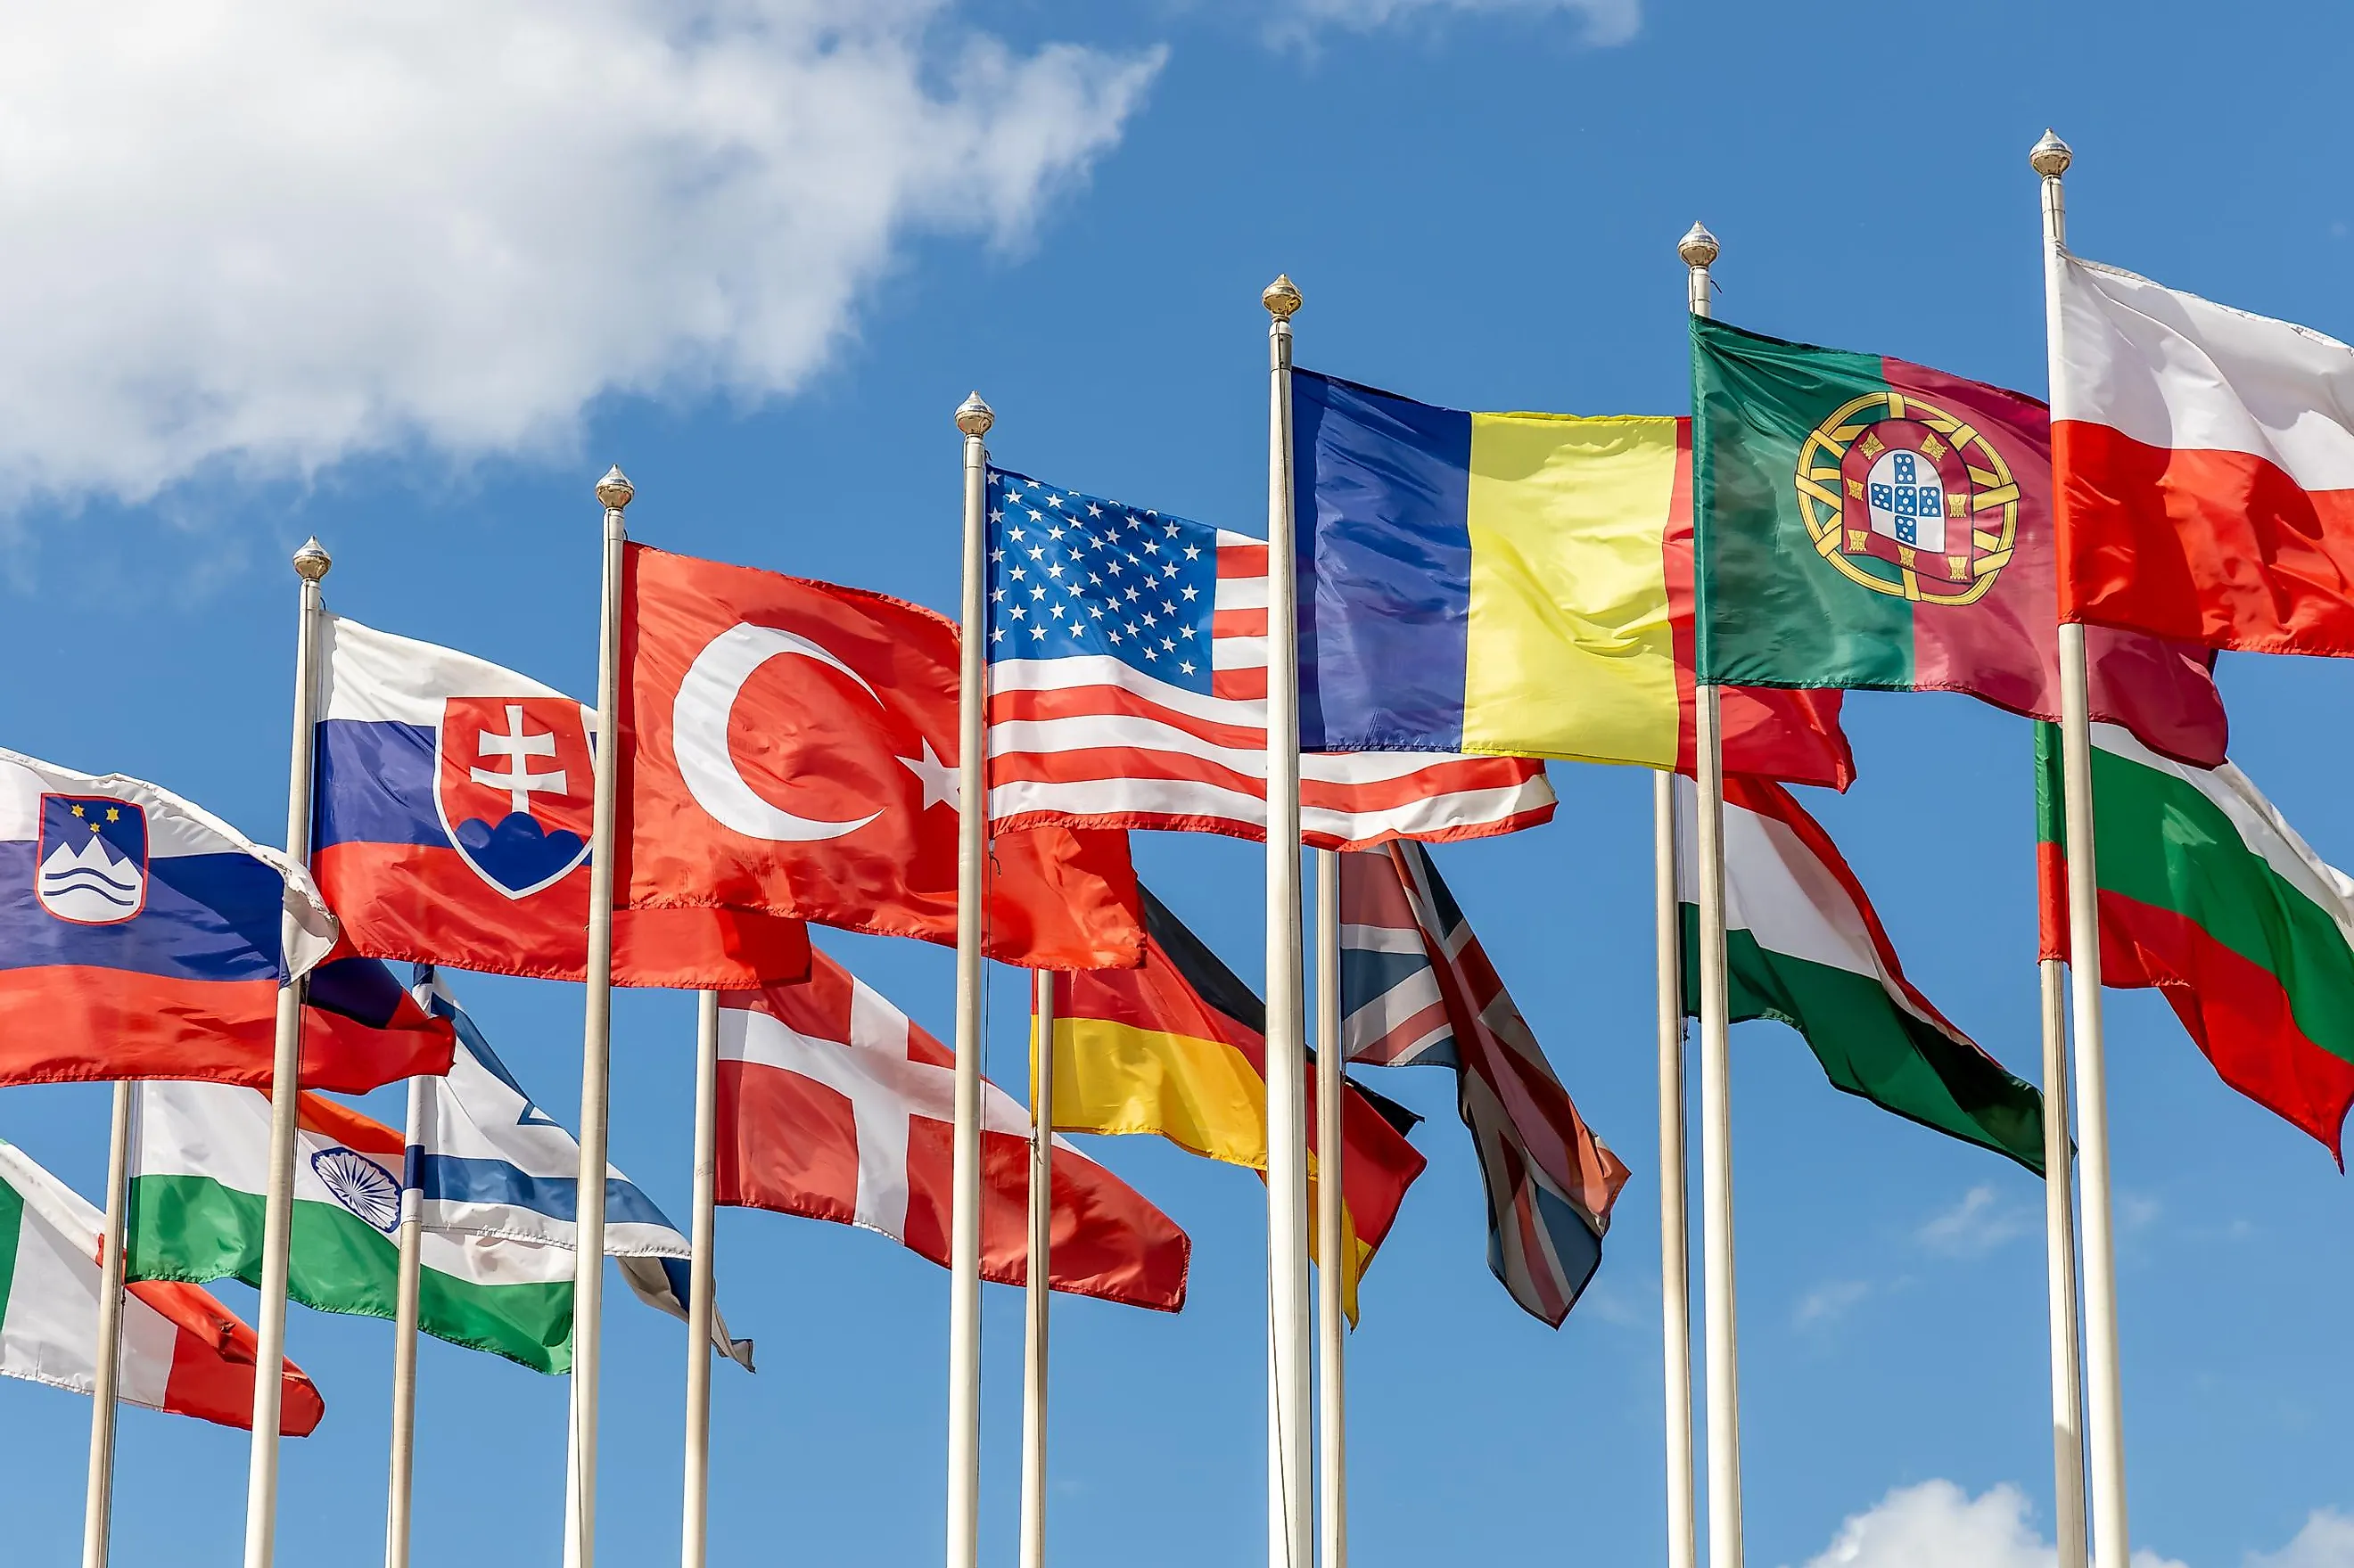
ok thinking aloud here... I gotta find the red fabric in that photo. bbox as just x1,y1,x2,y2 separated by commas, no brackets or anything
316,841,810,988
713,955,1189,1310
2057,419,2354,656
0,966,445,1094
1665,419,1858,789
617,546,1142,970
135,1278,325,1434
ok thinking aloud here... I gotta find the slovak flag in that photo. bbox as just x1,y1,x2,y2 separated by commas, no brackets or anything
617,546,1143,971
0,748,450,1094
310,614,811,988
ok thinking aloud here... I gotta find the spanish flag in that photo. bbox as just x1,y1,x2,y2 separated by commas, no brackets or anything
1044,887,1426,1323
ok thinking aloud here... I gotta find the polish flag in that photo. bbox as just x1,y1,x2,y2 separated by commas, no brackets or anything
715,950,1189,1311
2054,252,2354,654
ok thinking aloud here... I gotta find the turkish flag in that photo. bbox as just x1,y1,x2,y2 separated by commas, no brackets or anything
618,545,1143,970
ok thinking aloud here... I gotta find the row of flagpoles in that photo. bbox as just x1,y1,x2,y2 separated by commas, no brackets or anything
46,127,2254,1568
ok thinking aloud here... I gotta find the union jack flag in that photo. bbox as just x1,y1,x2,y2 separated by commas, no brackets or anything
1339,840,1628,1325
983,467,1554,850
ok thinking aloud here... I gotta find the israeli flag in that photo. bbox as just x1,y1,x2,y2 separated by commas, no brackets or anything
408,966,753,1370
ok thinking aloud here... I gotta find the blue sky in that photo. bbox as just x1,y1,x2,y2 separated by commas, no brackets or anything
1,3,2349,1565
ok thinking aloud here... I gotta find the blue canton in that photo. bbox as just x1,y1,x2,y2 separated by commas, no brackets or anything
984,467,1220,695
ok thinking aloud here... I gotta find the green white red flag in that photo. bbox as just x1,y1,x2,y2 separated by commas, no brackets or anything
2037,722,2354,1158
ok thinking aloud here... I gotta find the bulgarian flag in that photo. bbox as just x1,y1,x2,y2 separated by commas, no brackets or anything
1691,316,2228,767
128,1081,578,1373
1676,775,2045,1170
2036,723,2354,1157
0,1138,322,1433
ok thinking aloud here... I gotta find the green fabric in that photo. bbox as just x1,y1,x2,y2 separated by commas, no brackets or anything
1683,907,2045,1172
0,1165,21,1327
128,1176,573,1374
1691,316,1913,687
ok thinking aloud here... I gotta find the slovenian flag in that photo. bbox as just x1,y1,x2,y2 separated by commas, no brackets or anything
0,747,449,1094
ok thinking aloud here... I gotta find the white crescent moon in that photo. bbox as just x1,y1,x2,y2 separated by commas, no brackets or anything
672,622,885,842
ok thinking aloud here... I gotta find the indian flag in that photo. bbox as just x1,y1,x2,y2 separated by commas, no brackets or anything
127,1081,577,1373
2037,723,2354,1157
0,1137,323,1433
1676,775,2045,1170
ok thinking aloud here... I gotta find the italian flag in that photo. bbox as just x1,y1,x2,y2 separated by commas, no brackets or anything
128,1081,577,1373
0,1138,322,1433
1677,775,2045,1170
2036,722,2354,1156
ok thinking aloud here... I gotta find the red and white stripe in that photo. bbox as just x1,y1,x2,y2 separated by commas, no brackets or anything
989,534,1555,850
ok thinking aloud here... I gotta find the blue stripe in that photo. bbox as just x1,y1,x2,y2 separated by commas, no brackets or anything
0,843,284,981
313,719,449,851
1291,369,1472,751
412,1153,677,1231
304,954,423,1030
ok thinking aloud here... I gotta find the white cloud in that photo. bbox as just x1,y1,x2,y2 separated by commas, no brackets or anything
1794,1278,1872,1327
1919,1185,2035,1258
0,4,1162,505
2251,1511,2354,1568
1277,0,1641,46
1800,1480,2189,1568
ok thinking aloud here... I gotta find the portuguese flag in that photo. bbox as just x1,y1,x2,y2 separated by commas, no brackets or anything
2036,723,2354,1157
1678,774,2045,1171
1691,316,2228,768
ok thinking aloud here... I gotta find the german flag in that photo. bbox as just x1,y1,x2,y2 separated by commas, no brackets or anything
1044,886,1426,1322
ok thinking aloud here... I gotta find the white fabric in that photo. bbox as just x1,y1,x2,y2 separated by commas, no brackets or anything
320,612,582,725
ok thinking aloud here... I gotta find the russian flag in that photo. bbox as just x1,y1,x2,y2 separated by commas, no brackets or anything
311,614,809,989
0,748,449,1094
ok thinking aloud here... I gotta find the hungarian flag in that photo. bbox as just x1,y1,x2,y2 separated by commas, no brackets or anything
716,950,1189,1311
1691,316,2229,767
1675,775,2045,1170
2036,723,2354,1157
2053,252,2354,656
619,545,1142,970
0,1138,323,1434
1048,885,1427,1323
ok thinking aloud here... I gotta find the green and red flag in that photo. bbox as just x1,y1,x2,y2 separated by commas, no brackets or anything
2037,723,2354,1159
1691,316,2228,767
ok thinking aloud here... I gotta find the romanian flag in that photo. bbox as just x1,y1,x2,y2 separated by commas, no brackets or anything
1292,369,1854,786
1045,887,1426,1322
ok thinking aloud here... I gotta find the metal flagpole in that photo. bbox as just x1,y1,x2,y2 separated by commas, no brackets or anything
80,1080,135,1568
383,1074,428,1568
1679,222,1744,1568
947,391,994,1568
1018,972,1058,1568
570,467,635,1568
1261,271,1312,1568
2034,128,2133,1568
243,536,330,1568
1313,850,1346,1568
681,989,723,1568
2038,958,2089,1568
1653,768,1697,1568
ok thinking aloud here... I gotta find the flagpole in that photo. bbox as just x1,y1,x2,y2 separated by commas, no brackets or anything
2034,128,2133,1568
681,989,722,1568
947,390,994,1568
1261,272,1313,1568
383,1073,427,1568
1313,849,1346,1568
570,467,634,1568
79,1079,135,1568
243,536,330,1568
1017,971,1058,1568
1653,768,1696,1568
2038,957,2088,1568
1679,222,1744,1568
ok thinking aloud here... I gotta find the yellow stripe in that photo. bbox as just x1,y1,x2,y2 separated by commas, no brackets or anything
1461,413,1680,765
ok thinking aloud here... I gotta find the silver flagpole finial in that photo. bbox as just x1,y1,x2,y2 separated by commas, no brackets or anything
291,537,332,582
1677,223,1720,268
594,465,635,513
2030,129,2073,178
1263,274,1303,320
955,391,994,439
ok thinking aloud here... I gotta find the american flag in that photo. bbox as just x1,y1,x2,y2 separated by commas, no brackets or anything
983,468,1553,850
1339,840,1628,1326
